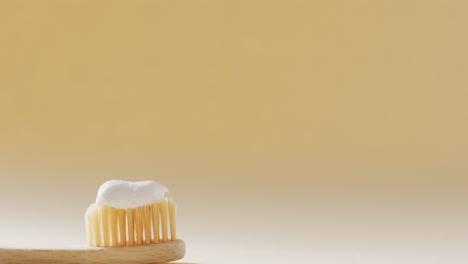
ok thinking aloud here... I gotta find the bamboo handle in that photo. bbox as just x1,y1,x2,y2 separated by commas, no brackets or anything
0,239,185,264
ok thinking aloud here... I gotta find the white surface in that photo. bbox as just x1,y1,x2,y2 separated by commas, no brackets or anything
95,180,169,209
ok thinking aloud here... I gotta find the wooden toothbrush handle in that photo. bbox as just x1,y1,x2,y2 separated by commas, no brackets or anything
0,239,185,264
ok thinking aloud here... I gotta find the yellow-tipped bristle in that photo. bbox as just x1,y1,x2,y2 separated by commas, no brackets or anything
160,199,169,243
143,205,152,245
169,199,177,240
135,206,143,245
109,207,118,247
85,198,176,247
102,206,110,246
151,202,159,243
127,208,134,246
95,205,103,246
118,209,126,247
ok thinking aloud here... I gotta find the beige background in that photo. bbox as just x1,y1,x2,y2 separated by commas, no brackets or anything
0,1,467,263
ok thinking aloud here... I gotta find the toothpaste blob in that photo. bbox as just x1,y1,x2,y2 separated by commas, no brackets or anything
95,180,169,209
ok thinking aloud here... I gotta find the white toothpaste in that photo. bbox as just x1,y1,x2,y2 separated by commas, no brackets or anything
95,180,169,209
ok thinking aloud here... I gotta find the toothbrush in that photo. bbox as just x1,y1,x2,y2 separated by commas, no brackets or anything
0,180,186,263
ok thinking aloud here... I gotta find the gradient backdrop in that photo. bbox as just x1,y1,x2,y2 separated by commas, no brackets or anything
1,1,467,263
